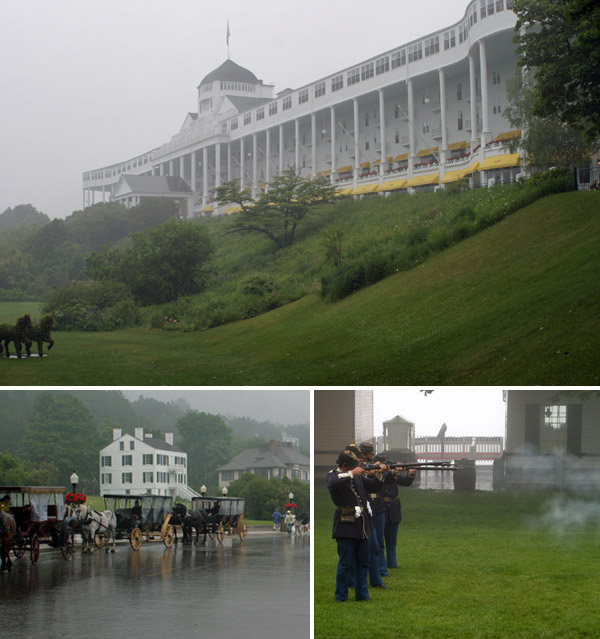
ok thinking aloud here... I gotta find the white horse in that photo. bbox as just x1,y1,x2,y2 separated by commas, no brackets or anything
74,504,117,553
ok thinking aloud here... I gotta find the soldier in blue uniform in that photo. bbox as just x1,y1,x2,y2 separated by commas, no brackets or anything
327,448,385,602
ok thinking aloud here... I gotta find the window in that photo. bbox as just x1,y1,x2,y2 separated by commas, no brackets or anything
544,406,567,430
269,102,278,116
129,440,135,450
231,118,238,130
122,455,132,466
256,106,265,120
444,30,456,49
298,88,309,104
375,56,389,75
395,130,400,144
143,472,154,483
122,473,132,484
391,49,406,68
394,104,400,119
282,95,292,110
493,70,501,85
331,74,343,92
365,136,370,151
243,112,251,125
458,111,463,130
424,36,439,57
101,473,112,484
142,454,153,465
487,0,495,15
360,62,374,81
347,67,360,85
506,0,514,7
101,456,112,467
493,100,502,114
408,43,422,63
423,120,430,134
365,112,369,127
496,0,504,10
480,0,487,18
157,454,169,465
457,83,463,101
314,81,326,98
119,442,124,451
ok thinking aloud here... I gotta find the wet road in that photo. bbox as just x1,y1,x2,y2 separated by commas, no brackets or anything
0,532,309,639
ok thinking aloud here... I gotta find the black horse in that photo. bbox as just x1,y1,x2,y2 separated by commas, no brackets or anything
0,314,33,359
182,509,210,544
0,511,16,573
25,315,54,357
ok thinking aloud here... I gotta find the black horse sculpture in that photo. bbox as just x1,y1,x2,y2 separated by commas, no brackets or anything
0,511,17,573
25,315,55,357
0,314,33,359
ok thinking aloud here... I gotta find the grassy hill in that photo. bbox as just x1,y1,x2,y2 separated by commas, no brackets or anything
1,191,598,386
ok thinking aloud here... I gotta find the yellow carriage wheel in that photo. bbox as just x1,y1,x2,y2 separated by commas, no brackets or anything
216,522,225,544
130,526,143,551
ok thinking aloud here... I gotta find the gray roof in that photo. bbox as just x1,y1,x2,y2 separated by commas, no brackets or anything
117,175,191,196
142,437,185,454
218,445,309,472
225,95,271,113
199,59,260,87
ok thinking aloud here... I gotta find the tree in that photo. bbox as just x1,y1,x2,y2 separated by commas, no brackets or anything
504,74,592,169
321,225,345,267
215,169,339,249
513,0,600,145
175,412,233,488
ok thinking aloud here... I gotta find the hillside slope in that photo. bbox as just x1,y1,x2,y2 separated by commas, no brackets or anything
2,192,599,385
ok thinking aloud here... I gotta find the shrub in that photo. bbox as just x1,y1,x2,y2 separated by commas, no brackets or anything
42,280,141,331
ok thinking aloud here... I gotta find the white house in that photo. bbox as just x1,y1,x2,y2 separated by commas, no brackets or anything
83,0,525,214
99,427,199,500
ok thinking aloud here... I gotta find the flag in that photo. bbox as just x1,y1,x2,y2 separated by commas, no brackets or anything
226,20,230,48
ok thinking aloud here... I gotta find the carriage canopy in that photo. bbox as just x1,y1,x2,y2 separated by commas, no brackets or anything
0,486,66,522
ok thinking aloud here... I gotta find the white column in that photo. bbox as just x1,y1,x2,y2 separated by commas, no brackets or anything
279,124,284,173
469,51,478,149
169,160,174,176
215,143,222,189
311,112,317,178
191,150,197,193
407,78,415,173
353,98,360,187
439,68,448,162
479,40,491,145
294,119,300,171
227,143,232,182
378,88,386,181
179,156,184,178
159,163,164,176
202,147,208,206
330,105,336,184
265,129,271,183
252,133,258,196
240,138,245,190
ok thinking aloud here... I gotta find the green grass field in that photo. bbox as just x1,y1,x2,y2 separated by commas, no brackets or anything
0,192,598,385
315,488,600,639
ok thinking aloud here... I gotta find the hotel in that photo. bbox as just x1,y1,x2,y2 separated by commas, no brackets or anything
82,0,522,217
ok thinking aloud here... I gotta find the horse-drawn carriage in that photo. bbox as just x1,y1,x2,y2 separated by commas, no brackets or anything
0,486,75,564
187,496,248,543
102,494,175,551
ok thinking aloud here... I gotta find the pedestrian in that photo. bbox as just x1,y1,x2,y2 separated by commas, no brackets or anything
381,466,417,570
284,509,295,534
327,447,384,602
272,507,282,531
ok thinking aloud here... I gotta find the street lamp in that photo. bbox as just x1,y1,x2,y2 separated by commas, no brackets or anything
288,492,294,502
200,485,206,496
222,486,228,496
70,471,79,493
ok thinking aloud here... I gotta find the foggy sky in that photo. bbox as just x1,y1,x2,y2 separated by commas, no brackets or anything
120,388,309,425
1,0,471,219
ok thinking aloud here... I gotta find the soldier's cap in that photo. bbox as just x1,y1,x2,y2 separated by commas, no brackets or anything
346,444,363,458
373,453,388,462
359,441,374,454
337,449,359,469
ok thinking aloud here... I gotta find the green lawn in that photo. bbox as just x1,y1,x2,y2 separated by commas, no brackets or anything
315,488,600,639
0,192,598,385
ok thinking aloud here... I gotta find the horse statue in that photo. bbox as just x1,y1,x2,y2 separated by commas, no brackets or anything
74,504,117,553
25,315,55,357
0,314,33,359
0,511,17,573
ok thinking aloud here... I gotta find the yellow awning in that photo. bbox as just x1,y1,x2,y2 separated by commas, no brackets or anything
441,169,466,184
448,141,468,151
377,179,407,192
353,183,379,195
201,205,214,212
337,165,353,173
416,147,438,157
479,153,521,171
395,153,409,162
462,160,480,176
386,156,395,163
224,206,241,214
336,187,353,196
407,173,439,187
360,161,371,169
374,159,381,165
494,129,521,142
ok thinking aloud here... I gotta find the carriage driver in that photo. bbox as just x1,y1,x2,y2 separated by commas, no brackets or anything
0,494,10,512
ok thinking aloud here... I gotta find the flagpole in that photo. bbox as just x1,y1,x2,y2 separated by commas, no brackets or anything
226,20,230,59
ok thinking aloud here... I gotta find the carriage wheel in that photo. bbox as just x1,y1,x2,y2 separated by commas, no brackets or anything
94,533,106,549
61,528,74,560
13,535,25,560
30,534,40,565
130,527,143,551
216,522,225,544
238,521,248,541
163,524,175,548
208,529,216,541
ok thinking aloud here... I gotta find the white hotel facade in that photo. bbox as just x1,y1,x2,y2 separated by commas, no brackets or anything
83,0,522,216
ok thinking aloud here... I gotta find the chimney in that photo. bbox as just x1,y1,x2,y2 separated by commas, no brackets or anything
165,433,174,446
134,427,144,440
269,439,277,453
113,428,122,441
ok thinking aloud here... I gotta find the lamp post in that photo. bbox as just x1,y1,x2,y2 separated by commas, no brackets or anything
70,471,79,493
222,486,228,496
200,485,206,496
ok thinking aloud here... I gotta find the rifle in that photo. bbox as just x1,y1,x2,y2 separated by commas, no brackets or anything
362,461,461,472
